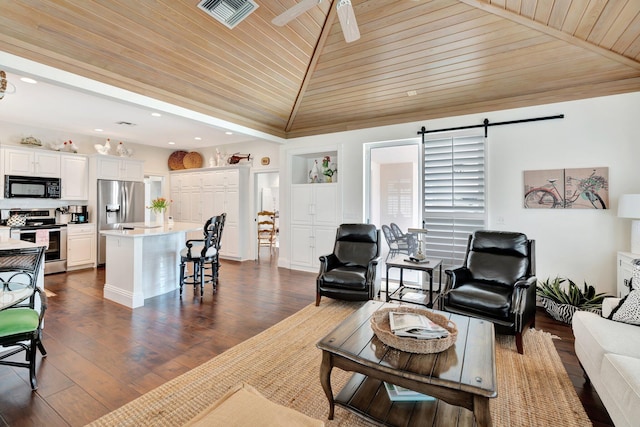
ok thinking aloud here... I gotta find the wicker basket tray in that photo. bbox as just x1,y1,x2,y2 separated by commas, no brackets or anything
183,151,203,169
168,150,188,170
370,306,458,354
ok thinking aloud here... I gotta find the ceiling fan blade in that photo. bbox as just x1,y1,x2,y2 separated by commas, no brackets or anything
272,0,321,26
336,0,360,43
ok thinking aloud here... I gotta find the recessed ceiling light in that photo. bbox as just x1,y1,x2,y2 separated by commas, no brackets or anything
20,77,37,84
151,112,162,117
407,90,418,97
168,141,176,145
194,137,202,140
94,128,104,132
225,131,233,135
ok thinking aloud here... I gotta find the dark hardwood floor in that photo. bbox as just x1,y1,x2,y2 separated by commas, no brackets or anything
0,259,614,426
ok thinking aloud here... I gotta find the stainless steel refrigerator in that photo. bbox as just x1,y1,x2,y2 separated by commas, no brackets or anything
97,179,145,265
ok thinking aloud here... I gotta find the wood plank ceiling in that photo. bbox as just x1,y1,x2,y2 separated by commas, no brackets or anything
0,0,638,139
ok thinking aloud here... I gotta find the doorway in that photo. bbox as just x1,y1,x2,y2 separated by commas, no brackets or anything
144,175,164,223
254,171,279,261
365,140,421,284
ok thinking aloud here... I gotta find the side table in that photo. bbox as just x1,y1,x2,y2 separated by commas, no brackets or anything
385,255,442,308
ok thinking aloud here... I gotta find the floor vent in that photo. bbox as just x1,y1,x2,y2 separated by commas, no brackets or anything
197,0,259,29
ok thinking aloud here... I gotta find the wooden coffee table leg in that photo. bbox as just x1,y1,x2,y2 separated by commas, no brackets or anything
473,395,492,427
320,351,335,420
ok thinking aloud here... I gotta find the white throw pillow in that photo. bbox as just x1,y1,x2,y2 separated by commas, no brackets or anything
609,289,640,326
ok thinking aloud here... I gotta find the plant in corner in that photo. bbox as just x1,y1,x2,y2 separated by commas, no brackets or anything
536,277,609,324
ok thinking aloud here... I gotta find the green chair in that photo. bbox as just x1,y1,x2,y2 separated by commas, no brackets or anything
0,246,47,390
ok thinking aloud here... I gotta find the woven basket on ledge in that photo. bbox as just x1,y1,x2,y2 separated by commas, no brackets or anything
370,306,458,354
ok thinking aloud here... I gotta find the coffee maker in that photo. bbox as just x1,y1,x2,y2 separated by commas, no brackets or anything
69,205,88,223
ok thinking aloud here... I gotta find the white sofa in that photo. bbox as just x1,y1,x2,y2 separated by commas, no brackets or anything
572,298,640,427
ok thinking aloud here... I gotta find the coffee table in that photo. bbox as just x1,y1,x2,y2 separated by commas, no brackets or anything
317,300,496,427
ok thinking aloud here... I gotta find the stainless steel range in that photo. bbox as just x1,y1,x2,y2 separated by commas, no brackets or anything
1,208,67,274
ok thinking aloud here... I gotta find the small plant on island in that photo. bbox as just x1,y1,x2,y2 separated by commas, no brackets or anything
148,197,171,213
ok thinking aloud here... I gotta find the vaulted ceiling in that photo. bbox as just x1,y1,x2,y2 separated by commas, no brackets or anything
1,0,639,139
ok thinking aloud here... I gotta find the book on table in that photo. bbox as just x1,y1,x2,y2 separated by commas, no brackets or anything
384,382,435,402
389,311,448,339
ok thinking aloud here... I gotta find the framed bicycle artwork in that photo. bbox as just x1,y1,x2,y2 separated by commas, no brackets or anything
523,167,609,209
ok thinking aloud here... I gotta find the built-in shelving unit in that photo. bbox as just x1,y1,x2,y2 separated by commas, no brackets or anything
290,150,338,185
287,146,342,272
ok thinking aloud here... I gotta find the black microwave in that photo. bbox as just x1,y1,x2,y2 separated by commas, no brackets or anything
4,175,61,199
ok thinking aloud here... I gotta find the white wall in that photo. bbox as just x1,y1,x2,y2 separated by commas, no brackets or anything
4,89,639,295
280,91,640,295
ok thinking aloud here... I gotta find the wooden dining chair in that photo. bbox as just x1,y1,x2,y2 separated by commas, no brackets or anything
257,210,277,259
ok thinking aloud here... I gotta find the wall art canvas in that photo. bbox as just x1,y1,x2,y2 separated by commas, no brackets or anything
523,167,608,209
564,167,608,209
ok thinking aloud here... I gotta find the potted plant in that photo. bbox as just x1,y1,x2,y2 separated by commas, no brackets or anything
148,197,171,224
537,277,609,324
321,156,337,182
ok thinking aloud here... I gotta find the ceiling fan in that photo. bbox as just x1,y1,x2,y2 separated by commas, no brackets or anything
272,0,360,43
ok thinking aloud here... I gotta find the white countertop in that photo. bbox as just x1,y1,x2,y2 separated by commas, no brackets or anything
0,238,46,250
100,222,202,238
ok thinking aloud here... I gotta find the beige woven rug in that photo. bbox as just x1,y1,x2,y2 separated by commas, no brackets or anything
87,300,591,427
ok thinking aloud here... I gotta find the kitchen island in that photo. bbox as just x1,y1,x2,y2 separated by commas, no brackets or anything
100,222,202,308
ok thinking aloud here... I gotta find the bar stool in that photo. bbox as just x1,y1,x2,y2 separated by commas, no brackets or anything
179,214,225,296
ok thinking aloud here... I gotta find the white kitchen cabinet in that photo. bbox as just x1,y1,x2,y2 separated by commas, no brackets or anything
170,166,249,260
92,155,144,181
67,223,96,270
212,170,245,259
0,227,10,242
174,172,204,224
169,173,184,221
3,147,60,177
60,154,89,200
289,183,339,271
617,251,640,297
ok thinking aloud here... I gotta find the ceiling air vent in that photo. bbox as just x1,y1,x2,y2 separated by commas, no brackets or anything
197,0,259,29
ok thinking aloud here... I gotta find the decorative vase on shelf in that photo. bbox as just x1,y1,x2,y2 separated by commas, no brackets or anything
155,210,165,225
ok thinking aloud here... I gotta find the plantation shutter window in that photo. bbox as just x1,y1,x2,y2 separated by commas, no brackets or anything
422,134,486,269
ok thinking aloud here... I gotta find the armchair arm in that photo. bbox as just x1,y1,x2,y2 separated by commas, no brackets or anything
318,253,340,274
511,276,537,316
366,256,381,299
514,276,536,289
444,267,472,291
365,256,381,282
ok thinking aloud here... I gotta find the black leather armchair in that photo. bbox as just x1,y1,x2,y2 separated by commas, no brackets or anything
316,224,381,306
442,230,536,354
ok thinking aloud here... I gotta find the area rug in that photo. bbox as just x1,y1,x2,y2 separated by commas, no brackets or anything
87,300,591,427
